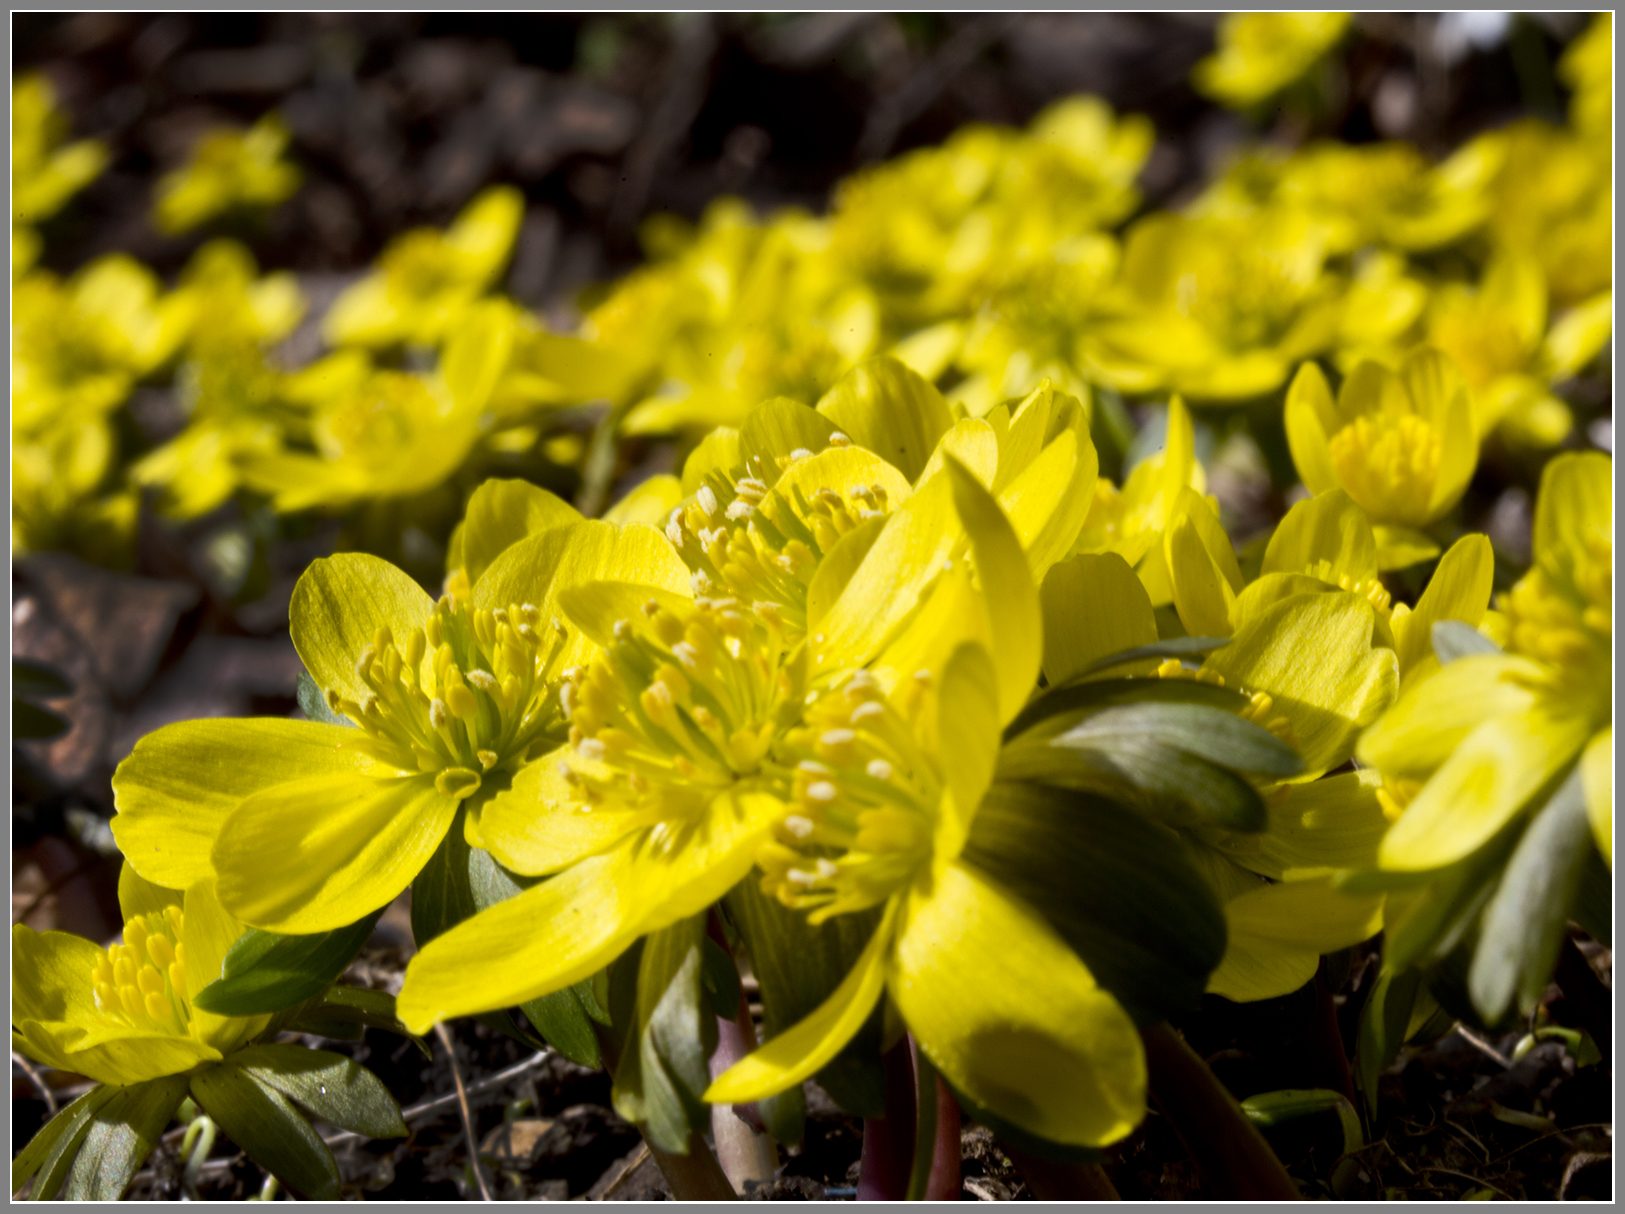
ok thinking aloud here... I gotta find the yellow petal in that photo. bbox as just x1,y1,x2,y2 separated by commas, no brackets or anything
475,519,691,669
1533,451,1612,576
1391,534,1495,682
1039,552,1158,686
1221,769,1389,880
1262,489,1377,583
892,861,1145,1147
112,719,368,891
933,643,1003,861
1581,728,1611,868
603,475,683,528
1166,489,1242,639
1378,706,1595,872
472,746,641,875
999,425,1099,582
117,862,181,922
213,772,454,933
1425,384,1477,521
1208,876,1384,1002
917,418,998,489
451,478,580,585
1205,590,1397,777
291,554,437,708
1284,362,1339,495
1357,653,1541,780
815,357,955,484
704,898,897,1104
680,428,741,496
946,457,1042,724
397,788,783,1033
739,396,838,479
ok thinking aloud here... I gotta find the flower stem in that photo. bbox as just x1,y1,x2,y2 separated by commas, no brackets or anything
905,1041,962,1200
707,915,779,1192
1141,1022,1299,1200
857,1038,917,1200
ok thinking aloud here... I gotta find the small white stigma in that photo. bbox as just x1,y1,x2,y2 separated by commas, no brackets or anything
866,759,894,780
784,815,816,839
806,781,839,802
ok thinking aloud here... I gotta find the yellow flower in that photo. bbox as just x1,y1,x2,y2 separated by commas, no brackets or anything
111,504,687,934
12,73,107,230
152,113,301,236
1365,452,1611,873
1285,349,1476,549
323,186,524,349
1357,454,1611,1021
1423,246,1609,448
1559,13,1612,149
13,866,406,1200
1193,12,1351,110
1081,211,1344,402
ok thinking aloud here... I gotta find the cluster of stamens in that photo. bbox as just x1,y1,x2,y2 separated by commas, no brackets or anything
92,907,191,1036
756,669,939,921
1326,412,1441,523
1500,535,1612,698
328,582,570,799
1296,560,1394,615
664,439,892,639
560,594,802,839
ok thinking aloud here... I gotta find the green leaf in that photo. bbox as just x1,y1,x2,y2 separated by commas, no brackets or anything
1353,968,1424,1117
613,917,715,1153
1241,1088,1362,1157
962,782,1227,1026
1080,636,1231,677
230,1043,408,1139
62,1074,190,1200
190,1062,340,1201
1573,845,1611,947
1005,675,1246,743
521,986,602,1069
1053,702,1304,777
723,880,887,1119
14,1084,117,1200
1382,819,1523,974
701,935,742,1021
1431,620,1501,663
13,658,73,699
296,671,352,727
194,908,384,1016
12,700,69,739
1048,724,1270,833
1469,766,1593,1021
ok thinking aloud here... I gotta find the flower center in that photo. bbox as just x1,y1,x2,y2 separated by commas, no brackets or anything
93,907,191,1036
329,588,571,799
561,593,803,834
1326,412,1440,523
1501,536,1612,700
665,437,893,642
755,669,940,921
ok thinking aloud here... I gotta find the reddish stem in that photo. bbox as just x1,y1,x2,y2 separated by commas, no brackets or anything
924,1072,962,1200
857,1039,917,1200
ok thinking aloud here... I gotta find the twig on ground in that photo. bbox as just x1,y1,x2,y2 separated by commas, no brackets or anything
1420,1166,1513,1198
12,1051,58,1114
327,1047,556,1147
435,1022,494,1201
600,1142,652,1198
1454,1026,1512,1069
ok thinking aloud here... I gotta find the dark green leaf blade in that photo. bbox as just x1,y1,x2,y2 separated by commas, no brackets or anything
1469,767,1593,1021
522,988,601,1069
189,1062,340,1200
1051,734,1269,832
62,1074,190,1200
15,1083,117,1200
962,782,1227,1026
1006,676,1246,743
1053,702,1304,777
1353,968,1424,1117
194,908,384,1016
231,1043,408,1139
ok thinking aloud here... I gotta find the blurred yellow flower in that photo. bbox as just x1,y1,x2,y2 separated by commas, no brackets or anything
153,113,301,236
1193,12,1351,109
